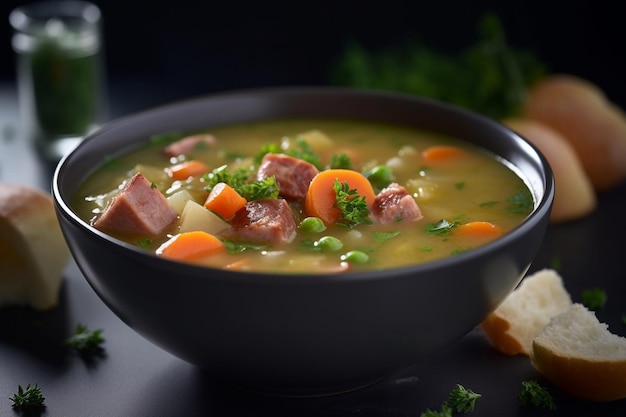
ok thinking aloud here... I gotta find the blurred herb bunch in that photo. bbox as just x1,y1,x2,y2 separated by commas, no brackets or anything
332,13,547,120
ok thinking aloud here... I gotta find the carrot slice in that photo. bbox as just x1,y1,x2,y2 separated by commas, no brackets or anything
156,231,225,262
455,221,504,238
203,182,247,220
166,160,210,180
304,169,376,225
421,145,465,163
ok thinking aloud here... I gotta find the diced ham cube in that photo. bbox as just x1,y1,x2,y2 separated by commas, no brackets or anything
221,199,297,245
256,153,319,201
93,172,178,236
163,134,216,158
370,183,423,224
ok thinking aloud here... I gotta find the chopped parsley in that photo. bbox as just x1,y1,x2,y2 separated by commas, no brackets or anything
581,287,607,311
65,324,105,354
506,191,533,214
424,219,459,235
329,153,353,169
372,231,400,243
445,384,482,413
333,180,372,228
204,165,279,200
518,380,556,410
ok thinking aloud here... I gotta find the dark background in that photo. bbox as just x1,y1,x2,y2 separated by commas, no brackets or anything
2,0,626,113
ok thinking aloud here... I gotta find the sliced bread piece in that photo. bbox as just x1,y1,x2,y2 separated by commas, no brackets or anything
0,183,70,310
480,269,573,355
531,303,626,401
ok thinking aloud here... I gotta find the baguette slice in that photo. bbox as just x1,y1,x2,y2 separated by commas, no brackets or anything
0,183,70,310
531,303,626,402
480,269,572,355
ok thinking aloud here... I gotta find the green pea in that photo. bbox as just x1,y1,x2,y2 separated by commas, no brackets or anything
341,250,370,264
314,236,343,251
364,165,394,188
299,217,327,233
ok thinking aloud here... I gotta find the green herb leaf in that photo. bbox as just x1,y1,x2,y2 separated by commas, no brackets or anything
581,287,607,311
65,324,105,353
372,231,401,243
10,384,45,409
222,240,267,254
332,13,546,120
420,405,453,417
444,384,481,413
518,380,556,410
204,165,279,200
424,219,459,235
329,153,353,170
333,179,372,228
506,191,533,214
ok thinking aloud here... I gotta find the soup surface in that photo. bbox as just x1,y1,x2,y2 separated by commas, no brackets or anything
73,118,534,273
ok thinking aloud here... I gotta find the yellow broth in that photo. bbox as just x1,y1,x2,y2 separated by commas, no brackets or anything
72,118,534,273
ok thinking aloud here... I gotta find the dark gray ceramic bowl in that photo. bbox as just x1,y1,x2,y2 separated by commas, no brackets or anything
53,87,554,396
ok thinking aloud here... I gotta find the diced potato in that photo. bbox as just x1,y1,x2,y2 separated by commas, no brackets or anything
296,129,333,153
167,189,195,214
179,200,231,235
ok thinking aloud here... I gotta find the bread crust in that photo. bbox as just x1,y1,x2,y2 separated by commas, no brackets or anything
0,183,70,310
531,304,626,402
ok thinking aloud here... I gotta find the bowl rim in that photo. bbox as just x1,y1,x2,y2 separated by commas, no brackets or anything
52,86,555,285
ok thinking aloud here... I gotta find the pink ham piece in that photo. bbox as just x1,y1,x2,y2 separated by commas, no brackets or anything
256,153,319,201
370,182,423,224
221,199,297,245
93,172,178,236
163,134,216,158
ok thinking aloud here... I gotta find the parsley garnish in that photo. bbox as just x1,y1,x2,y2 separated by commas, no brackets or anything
420,384,481,416
333,179,372,228
518,380,556,410
506,191,533,214
10,384,45,409
424,219,459,235
222,240,267,254
445,384,482,413
329,153,353,169
204,165,279,200
372,231,400,243
256,138,322,169
65,324,105,353
581,287,607,311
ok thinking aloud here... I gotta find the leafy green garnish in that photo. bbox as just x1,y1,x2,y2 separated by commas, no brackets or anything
204,165,279,200
518,380,556,410
581,287,607,311
506,191,534,214
329,152,353,169
479,200,498,208
222,240,267,254
332,13,546,120
256,138,322,169
65,324,104,353
333,179,372,228
372,231,401,243
10,384,45,409
445,384,482,413
424,219,459,235
420,405,453,417
454,182,465,190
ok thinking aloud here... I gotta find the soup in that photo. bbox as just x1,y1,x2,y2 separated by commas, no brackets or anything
72,118,534,273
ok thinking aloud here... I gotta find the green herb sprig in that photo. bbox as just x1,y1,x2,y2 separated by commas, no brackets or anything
10,384,45,409
581,287,607,311
333,179,372,228
445,384,482,413
518,380,556,410
65,324,105,353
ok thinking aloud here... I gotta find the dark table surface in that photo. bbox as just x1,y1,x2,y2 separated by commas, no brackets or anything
1,79,626,417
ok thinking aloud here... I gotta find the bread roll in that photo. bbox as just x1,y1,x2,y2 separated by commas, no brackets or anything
0,183,70,310
479,269,572,355
523,74,626,192
504,118,597,223
531,303,626,402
